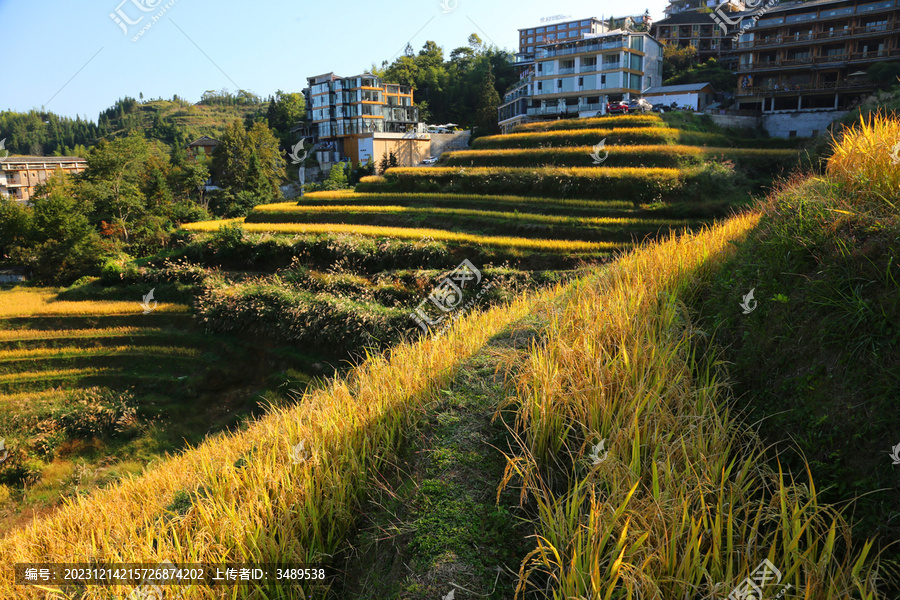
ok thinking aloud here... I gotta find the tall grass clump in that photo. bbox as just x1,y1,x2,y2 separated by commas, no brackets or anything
826,112,900,205
499,212,888,598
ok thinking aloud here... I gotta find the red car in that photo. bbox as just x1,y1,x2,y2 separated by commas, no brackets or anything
605,101,629,115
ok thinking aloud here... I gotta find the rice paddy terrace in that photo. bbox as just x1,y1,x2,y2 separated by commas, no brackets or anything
0,287,318,530
173,113,801,364
184,113,799,263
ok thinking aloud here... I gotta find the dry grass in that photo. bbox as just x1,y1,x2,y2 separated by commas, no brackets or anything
182,220,622,253
0,289,188,318
0,345,200,361
0,277,558,598
499,211,885,598
0,327,154,342
387,165,682,179
827,112,900,205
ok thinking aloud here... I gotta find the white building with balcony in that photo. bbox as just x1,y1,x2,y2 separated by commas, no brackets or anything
499,31,664,133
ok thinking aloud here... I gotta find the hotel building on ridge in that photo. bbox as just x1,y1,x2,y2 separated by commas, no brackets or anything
499,30,664,133
302,72,429,168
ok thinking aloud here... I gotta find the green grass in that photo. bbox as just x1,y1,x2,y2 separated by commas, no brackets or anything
690,175,900,582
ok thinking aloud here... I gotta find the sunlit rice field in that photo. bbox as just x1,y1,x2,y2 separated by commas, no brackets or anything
0,327,161,342
296,191,636,210
0,345,201,361
0,289,189,318
249,203,693,228
181,220,624,253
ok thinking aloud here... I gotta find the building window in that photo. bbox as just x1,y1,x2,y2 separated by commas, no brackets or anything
537,35,544,41
528,36,534,43
537,27,545,33
537,81,543,90
547,25,556,31
581,19,590,26
789,131,797,138
557,79,563,88
527,28,534,34
578,77,584,86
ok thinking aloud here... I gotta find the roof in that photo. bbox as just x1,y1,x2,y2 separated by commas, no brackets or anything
0,156,86,165
187,136,220,147
643,83,716,94
653,12,720,25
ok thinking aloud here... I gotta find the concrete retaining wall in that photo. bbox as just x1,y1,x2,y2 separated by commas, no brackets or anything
762,110,848,138
429,131,471,157
709,114,761,129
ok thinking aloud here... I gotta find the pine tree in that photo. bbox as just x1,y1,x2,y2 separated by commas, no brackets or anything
475,66,501,135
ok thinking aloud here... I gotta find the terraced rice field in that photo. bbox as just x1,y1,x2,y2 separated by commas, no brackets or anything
0,286,317,531
183,114,797,274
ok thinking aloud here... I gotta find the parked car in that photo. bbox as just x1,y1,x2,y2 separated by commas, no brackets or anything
626,99,654,113
422,156,439,165
650,103,667,113
606,101,629,115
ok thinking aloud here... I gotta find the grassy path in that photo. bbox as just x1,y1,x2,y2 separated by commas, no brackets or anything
333,318,543,599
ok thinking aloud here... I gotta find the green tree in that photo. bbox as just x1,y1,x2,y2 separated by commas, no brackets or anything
662,42,699,80
475,66,501,135
211,119,284,202
265,90,307,149
9,172,102,283
78,133,151,242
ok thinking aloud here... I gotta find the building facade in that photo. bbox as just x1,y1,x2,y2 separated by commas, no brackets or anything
732,0,900,112
303,72,424,167
499,31,664,132
0,156,87,202
652,10,742,60
186,136,220,160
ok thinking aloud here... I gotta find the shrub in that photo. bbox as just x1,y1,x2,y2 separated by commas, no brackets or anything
55,388,139,439
197,278,411,355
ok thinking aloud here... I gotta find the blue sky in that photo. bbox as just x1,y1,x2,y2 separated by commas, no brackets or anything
0,0,668,121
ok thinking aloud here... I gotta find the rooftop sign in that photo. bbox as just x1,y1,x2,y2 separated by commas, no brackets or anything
540,14,572,22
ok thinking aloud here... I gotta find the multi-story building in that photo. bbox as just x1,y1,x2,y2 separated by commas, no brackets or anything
516,15,652,70
652,10,742,59
516,17,610,70
732,0,900,113
0,156,87,202
499,30,664,133
664,0,745,17
303,72,425,167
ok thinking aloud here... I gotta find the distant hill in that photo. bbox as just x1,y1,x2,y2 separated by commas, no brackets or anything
0,91,269,157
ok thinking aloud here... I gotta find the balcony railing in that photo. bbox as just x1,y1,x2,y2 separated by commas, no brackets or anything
536,40,626,59
738,48,900,70
736,79,873,95
736,22,900,50
558,67,577,75
579,64,598,72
